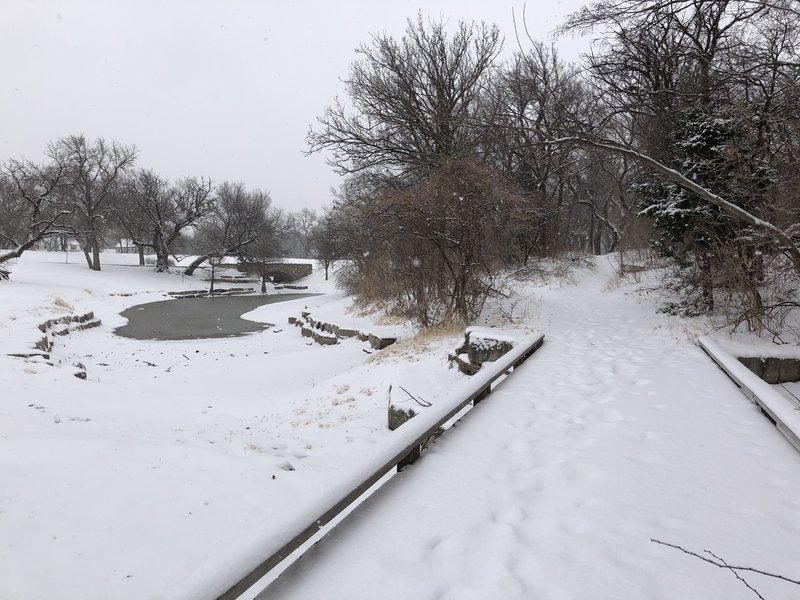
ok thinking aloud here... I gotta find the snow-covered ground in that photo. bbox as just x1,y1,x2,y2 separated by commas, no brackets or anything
0,252,468,600
263,259,800,600
2,252,799,600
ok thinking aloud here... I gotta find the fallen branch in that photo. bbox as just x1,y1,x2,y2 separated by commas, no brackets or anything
398,385,432,407
651,538,800,594
704,549,765,600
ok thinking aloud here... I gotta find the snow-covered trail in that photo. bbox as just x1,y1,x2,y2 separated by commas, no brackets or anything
264,265,800,600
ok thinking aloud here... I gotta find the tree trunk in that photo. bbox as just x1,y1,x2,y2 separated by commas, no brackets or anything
81,240,93,269
138,245,145,266
699,256,714,312
155,241,170,272
183,254,211,276
261,276,267,294
92,243,101,271
209,262,215,295
608,227,620,253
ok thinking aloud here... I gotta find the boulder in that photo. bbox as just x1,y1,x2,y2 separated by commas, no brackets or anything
466,332,514,365
450,328,517,375
369,334,397,350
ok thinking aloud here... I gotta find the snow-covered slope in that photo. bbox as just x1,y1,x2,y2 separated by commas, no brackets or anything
264,260,800,600
3,253,799,600
0,252,466,600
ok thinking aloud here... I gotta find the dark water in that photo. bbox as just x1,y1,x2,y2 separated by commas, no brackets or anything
114,293,317,340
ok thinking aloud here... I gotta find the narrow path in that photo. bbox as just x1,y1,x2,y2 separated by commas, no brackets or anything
261,267,800,600
115,293,317,340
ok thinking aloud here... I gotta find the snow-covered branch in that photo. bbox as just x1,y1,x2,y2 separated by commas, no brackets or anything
546,136,800,272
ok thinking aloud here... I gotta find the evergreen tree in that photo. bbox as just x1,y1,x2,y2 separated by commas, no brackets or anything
638,107,774,312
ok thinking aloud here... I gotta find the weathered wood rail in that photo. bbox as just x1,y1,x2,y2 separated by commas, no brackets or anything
213,332,545,600
699,336,800,454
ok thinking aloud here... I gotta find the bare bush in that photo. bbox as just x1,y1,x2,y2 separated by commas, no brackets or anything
331,159,525,327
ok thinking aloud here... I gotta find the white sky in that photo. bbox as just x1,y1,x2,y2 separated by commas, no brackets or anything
0,0,589,213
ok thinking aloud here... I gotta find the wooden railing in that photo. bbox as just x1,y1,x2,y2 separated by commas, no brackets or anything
214,332,545,600
699,336,800,454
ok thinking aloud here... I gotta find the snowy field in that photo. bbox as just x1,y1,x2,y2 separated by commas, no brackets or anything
2,252,800,600
0,252,469,600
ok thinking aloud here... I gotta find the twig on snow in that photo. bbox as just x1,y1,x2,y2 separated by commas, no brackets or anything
651,538,800,594
704,549,766,600
398,385,432,407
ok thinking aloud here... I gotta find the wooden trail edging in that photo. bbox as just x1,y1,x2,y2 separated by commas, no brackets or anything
699,336,800,454
213,332,545,600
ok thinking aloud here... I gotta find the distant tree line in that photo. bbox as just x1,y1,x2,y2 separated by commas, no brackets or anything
308,4,800,332
4,2,799,332
0,135,321,285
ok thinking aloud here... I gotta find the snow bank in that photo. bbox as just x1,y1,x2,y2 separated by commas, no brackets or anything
699,336,800,452
716,336,800,359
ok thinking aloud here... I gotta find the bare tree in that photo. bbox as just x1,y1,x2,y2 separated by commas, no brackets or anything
294,208,318,257
116,170,214,271
310,213,340,281
551,0,800,320
308,15,502,177
549,135,800,272
52,135,137,271
282,208,318,257
238,205,288,293
328,159,524,326
482,43,599,259
0,158,71,271
183,182,273,276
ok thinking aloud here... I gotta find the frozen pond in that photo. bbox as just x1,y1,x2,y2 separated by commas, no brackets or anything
115,293,318,340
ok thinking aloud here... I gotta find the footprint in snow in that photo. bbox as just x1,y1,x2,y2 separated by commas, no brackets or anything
507,440,531,454
559,518,593,535
637,453,665,465
427,535,461,557
488,471,508,483
766,477,790,490
492,507,526,526
601,410,625,423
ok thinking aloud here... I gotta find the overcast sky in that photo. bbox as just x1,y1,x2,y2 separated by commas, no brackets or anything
1,0,589,213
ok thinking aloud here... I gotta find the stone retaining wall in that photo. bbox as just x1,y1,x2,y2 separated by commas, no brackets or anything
738,356,800,384
8,312,101,379
449,328,516,375
238,262,312,283
289,311,397,350
34,312,101,353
